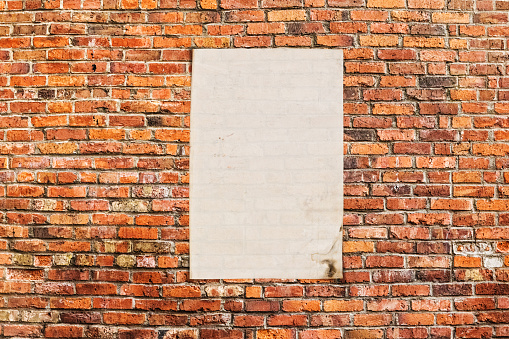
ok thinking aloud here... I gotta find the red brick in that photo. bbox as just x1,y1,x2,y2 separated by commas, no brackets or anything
323,299,363,312
409,256,450,268
408,0,444,8
366,255,404,268
367,299,408,312
163,285,201,298
200,329,243,339
50,297,92,309
350,285,389,297
387,198,426,210
247,22,284,34
45,326,84,338
350,10,389,21
456,327,493,339
76,283,116,295
4,325,43,337
393,284,430,296
300,329,343,339
437,313,475,325
344,48,374,60
135,299,178,311
345,61,385,73
35,282,74,295
267,315,306,327
363,89,403,101
282,299,320,312
265,286,303,297
354,314,392,326
234,315,264,327
306,286,345,297
398,313,434,326
120,284,159,298
384,327,427,339
180,299,221,311
316,35,353,47
331,22,367,33
344,198,384,210
455,298,496,311
412,299,451,311
310,314,349,327
103,312,145,325
245,300,280,312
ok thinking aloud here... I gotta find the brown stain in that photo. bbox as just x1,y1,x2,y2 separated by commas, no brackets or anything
311,232,343,279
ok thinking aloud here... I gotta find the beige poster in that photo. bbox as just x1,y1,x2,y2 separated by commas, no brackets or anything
190,49,343,279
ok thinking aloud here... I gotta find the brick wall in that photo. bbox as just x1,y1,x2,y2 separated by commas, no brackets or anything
0,0,508,338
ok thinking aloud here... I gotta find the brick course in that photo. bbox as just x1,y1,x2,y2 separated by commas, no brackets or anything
0,0,508,338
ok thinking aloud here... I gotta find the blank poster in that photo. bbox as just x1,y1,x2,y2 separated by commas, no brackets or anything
190,49,343,279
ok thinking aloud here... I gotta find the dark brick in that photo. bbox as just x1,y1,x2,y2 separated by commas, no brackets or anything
88,25,123,35
413,185,450,197
433,283,473,296
60,312,102,324
344,129,375,141
410,24,446,35
416,242,451,254
406,89,446,101
417,270,451,282
419,77,457,88
38,89,55,99
147,116,163,127
13,24,47,35
476,283,509,295
344,157,370,170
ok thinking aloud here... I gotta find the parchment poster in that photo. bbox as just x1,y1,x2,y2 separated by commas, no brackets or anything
190,49,343,279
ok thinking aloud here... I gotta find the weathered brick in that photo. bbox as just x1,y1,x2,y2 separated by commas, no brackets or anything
350,10,389,21
0,1,505,337
359,35,399,46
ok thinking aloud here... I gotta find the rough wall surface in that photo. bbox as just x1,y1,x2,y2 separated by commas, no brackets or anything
0,0,508,338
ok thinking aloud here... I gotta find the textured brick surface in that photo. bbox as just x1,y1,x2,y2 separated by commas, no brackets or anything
0,0,509,338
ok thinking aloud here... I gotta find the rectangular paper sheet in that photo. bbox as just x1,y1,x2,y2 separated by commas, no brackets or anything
190,49,343,279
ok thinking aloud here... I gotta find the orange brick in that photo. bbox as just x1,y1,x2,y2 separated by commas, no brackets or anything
282,299,320,312
367,0,404,7
351,143,389,155
256,329,294,339
403,36,445,48
234,36,272,47
398,313,434,326
351,10,389,21
454,256,482,268
275,36,312,47
247,23,284,34
267,10,306,21
371,22,408,33
432,12,470,23
380,76,416,87
408,0,444,8
194,37,230,48
343,241,376,252
373,103,414,115
391,10,429,22
316,35,353,46
330,22,367,33
354,314,392,326
359,35,398,46
437,313,475,325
